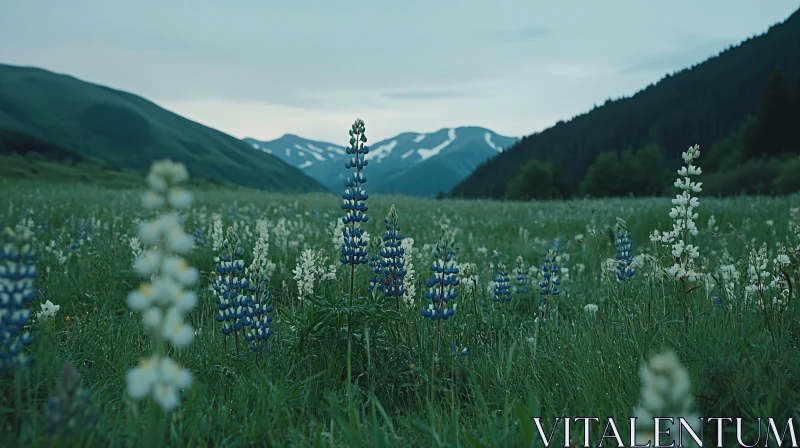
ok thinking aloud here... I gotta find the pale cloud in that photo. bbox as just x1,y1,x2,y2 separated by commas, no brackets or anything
0,0,797,143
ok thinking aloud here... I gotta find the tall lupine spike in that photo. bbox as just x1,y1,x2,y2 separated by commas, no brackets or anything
649,144,703,282
340,118,370,267
244,226,274,354
614,218,636,283
422,229,459,353
421,229,459,321
125,160,197,412
0,225,37,372
212,227,248,357
340,119,370,329
492,261,512,303
538,247,561,324
367,237,384,295
244,266,274,354
46,362,100,438
378,205,407,310
514,256,529,295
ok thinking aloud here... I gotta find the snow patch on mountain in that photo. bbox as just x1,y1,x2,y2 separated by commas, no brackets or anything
306,143,324,153
401,149,415,159
484,132,501,151
283,143,326,161
416,128,456,161
365,140,397,163
413,134,426,143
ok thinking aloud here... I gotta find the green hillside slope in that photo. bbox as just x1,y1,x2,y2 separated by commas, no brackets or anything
0,64,328,193
0,127,250,190
450,7,800,199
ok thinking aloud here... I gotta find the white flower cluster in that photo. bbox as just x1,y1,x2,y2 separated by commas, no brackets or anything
292,248,337,303
400,237,417,306
717,247,740,300
251,219,276,280
210,213,223,252
293,249,319,300
456,260,479,298
770,243,792,306
745,242,792,310
125,160,198,412
744,242,770,300
633,351,700,447
273,217,290,252
42,239,71,266
332,218,345,250
649,145,703,282
129,237,143,260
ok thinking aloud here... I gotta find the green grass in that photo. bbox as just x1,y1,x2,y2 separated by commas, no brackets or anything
1,177,799,447
0,64,327,193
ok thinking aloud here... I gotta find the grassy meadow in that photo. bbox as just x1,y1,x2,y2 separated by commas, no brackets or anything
1,165,799,446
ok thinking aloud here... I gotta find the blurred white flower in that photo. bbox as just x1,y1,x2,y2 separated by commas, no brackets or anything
36,300,60,320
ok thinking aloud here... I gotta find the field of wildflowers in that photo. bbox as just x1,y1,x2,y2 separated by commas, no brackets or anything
1,120,799,446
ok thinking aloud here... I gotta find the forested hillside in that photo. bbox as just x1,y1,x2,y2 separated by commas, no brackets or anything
450,7,800,199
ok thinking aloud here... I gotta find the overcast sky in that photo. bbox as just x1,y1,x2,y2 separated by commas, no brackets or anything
1,1,797,144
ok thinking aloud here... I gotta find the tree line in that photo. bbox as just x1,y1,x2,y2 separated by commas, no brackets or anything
506,69,800,200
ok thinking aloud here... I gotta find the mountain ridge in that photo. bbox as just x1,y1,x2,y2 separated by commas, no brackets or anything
245,126,519,197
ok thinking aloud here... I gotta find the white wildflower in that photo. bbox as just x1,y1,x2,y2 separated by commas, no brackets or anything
36,300,60,320
125,160,197,412
633,351,700,447
649,144,703,283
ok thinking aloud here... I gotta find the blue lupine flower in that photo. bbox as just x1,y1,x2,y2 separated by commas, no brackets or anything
244,269,274,354
368,237,384,294
493,263,512,303
340,119,370,267
192,227,206,248
515,263,529,295
378,205,407,307
538,248,561,324
212,227,249,356
614,219,636,282
421,231,459,321
0,226,37,372
45,362,100,437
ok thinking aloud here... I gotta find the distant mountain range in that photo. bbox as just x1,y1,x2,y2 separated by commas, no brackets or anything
0,64,327,193
245,127,519,197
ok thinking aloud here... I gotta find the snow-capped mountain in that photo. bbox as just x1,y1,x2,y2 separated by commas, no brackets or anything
243,127,520,197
